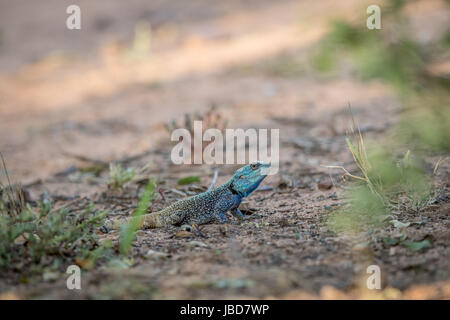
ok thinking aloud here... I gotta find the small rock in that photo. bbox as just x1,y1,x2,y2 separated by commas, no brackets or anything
22,188,37,204
389,247,397,256
180,224,194,232
174,230,192,238
352,242,371,254
145,250,168,260
219,226,228,236
75,257,94,270
278,175,293,189
136,230,147,236
107,258,132,269
318,179,333,190
43,271,59,282
292,137,316,150
390,220,411,228
278,218,290,228
185,241,209,248
14,234,28,245
256,186,274,192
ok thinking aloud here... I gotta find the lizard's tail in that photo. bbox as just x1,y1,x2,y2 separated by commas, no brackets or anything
100,211,164,232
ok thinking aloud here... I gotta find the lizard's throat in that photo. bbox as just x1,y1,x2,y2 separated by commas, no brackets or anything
228,182,245,197
229,178,264,197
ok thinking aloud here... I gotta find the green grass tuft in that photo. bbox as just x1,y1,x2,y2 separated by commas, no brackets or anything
0,153,112,275
108,163,136,189
119,179,157,255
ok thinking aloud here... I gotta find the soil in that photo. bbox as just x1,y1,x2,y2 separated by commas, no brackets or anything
0,0,448,299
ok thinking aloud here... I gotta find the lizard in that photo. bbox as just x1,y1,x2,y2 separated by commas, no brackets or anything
100,162,270,232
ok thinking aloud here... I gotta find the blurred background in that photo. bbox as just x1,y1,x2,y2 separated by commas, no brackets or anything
0,1,436,176
0,0,448,182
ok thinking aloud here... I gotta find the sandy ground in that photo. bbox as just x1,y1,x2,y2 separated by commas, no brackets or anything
0,0,449,299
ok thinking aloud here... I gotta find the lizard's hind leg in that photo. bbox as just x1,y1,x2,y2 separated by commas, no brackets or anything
192,213,215,226
161,210,186,226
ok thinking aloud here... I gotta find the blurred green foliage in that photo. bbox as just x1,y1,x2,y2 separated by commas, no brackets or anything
125,21,152,61
316,1,449,234
398,89,450,152
312,19,427,93
178,175,201,185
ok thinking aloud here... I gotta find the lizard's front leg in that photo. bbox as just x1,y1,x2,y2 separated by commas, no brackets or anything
231,207,245,220
212,198,233,224
229,194,245,220
213,208,228,223
213,193,241,223
192,213,216,225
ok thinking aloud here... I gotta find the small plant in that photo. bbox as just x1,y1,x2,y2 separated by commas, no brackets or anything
327,115,433,234
108,163,136,189
120,179,157,255
164,104,228,135
124,21,152,61
165,104,228,164
316,1,447,234
0,153,112,275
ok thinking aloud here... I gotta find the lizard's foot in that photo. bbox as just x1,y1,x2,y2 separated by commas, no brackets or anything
100,219,113,233
217,216,228,224
230,215,253,224
233,215,257,225
213,211,228,224
231,208,247,221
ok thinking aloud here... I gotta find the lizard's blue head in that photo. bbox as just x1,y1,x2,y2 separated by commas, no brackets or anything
229,162,270,197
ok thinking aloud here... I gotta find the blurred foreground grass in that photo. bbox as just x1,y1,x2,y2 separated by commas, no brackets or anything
316,0,449,233
0,154,113,277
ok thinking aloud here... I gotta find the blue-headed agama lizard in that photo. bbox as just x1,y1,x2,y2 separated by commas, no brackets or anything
100,162,270,232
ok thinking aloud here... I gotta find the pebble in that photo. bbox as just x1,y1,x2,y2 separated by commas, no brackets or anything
145,250,169,260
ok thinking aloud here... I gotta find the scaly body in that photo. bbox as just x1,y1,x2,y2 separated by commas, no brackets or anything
101,162,270,231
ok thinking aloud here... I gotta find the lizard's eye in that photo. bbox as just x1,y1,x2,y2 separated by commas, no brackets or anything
239,175,245,179
250,163,259,170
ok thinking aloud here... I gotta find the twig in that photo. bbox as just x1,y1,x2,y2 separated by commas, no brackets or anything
0,152,24,215
208,169,219,191
61,151,108,166
433,157,449,175
62,148,160,167
321,165,367,181
158,188,167,203
115,149,155,165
